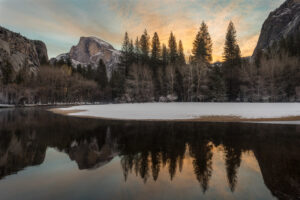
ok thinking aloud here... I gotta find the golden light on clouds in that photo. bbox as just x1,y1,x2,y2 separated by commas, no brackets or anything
0,0,285,59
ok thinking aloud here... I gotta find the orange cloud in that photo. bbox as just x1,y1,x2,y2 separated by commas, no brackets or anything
0,0,284,59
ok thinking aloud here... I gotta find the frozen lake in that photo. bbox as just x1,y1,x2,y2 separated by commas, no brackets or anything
57,103,300,122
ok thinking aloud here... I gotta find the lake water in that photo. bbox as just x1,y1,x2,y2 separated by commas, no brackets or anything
0,108,299,200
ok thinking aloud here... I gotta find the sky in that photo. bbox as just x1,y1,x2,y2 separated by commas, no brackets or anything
0,0,285,62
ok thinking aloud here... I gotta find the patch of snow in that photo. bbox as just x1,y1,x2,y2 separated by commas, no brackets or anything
70,141,78,148
55,53,69,60
248,121,300,125
90,37,113,49
59,103,300,121
274,8,291,17
0,104,14,108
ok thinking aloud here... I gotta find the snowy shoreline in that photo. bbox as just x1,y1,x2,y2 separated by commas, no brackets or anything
51,103,300,124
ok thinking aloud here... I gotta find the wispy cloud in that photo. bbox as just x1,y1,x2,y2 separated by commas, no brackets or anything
0,0,284,60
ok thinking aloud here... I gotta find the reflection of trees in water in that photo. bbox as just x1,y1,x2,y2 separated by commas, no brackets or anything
114,122,300,199
0,109,300,199
189,141,213,193
151,151,161,181
224,146,241,192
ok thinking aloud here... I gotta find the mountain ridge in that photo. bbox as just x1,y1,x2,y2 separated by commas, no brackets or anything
253,0,300,56
51,36,120,79
0,26,48,73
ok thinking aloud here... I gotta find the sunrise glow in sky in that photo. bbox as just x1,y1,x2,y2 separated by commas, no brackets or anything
0,0,285,62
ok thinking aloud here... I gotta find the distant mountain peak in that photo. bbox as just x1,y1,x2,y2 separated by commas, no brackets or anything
52,36,120,79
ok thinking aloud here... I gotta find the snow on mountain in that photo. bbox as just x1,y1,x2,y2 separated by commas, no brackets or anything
51,36,121,79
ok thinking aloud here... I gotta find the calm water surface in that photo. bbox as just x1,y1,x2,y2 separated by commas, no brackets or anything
0,108,299,200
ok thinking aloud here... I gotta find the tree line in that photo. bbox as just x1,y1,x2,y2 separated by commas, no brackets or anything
111,21,300,102
1,21,299,104
111,21,242,102
0,58,110,104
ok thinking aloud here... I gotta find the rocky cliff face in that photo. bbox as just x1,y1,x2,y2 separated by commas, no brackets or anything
253,0,300,56
0,26,48,73
51,37,120,79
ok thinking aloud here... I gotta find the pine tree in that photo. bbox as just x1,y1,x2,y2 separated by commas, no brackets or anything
140,29,150,63
150,32,162,99
151,32,161,65
223,21,242,101
129,39,134,64
192,21,213,64
134,37,141,63
110,70,125,100
178,40,186,65
162,44,168,66
168,32,177,64
95,59,108,89
208,66,226,101
86,64,93,79
161,43,169,96
120,32,132,76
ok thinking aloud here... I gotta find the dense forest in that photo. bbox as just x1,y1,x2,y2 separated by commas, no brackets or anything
0,21,300,105
113,21,300,102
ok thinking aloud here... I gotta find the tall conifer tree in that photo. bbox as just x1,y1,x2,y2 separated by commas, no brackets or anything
178,40,186,65
95,59,108,89
162,44,168,66
134,37,141,63
192,22,213,64
168,32,177,64
223,21,242,101
120,32,132,76
139,29,150,63
129,39,134,65
151,32,161,64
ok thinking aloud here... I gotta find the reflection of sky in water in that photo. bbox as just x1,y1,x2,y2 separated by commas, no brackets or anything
0,147,275,200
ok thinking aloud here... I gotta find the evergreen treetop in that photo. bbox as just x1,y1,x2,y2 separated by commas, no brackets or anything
178,40,186,65
168,32,178,64
162,44,168,66
192,21,213,64
139,29,150,63
151,32,161,64
223,21,241,64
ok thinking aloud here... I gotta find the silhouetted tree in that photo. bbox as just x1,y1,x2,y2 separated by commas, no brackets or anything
178,40,186,65
95,59,108,89
192,21,213,64
223,21,241,101
168,32,178,64
134,37,141,63
151,32,161,65
120,32,133,76
140,29,150,64
162,44,168,66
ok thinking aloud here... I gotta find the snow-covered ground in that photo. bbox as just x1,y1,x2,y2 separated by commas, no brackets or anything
58,103,300,122
0,104,15,108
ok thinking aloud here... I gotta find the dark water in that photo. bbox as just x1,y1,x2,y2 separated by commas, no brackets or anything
0,108,299,200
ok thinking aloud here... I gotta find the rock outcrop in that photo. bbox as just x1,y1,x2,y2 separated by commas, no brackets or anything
253,0,300,56
51,37,120,79
0,26,48,73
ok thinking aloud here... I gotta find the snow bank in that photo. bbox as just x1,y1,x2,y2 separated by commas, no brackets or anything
59,103,300,121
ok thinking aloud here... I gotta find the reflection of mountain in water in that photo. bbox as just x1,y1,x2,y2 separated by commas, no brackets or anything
67,127,118,170
0,130,46,179
0,108,299,199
